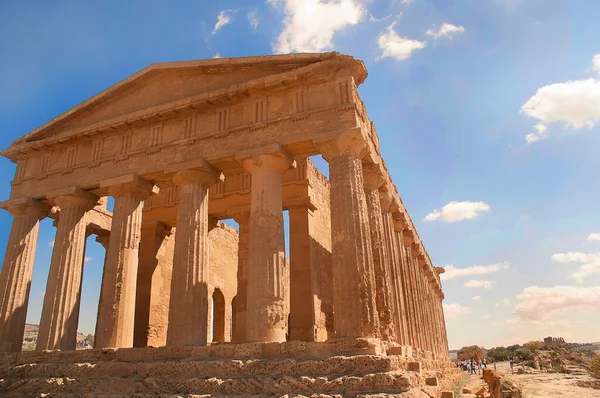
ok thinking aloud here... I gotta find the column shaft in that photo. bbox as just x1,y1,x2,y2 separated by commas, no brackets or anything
363,176,395,341
323,138,379,339
244,155,289,343
167,169,217,346
232,212,249,343
37,193,95,350
96,177,156,348
0,200,48,352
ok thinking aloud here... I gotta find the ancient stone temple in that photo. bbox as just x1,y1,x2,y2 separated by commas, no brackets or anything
0,53,461,397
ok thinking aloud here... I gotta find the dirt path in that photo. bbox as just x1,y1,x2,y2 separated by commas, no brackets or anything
493,361,600,398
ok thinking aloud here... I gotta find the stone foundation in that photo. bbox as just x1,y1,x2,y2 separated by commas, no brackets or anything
0,339,462,397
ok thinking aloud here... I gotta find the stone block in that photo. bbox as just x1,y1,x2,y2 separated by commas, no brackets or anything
425,377,438,386
441,392,455,398
407,361,422,374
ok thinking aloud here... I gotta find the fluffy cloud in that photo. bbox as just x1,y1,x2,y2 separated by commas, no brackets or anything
441,262,509,281
212,10,232,35
514,285,600,320
521,54,600,143
593,54,600,75
271,0,365,53
495,298,510,307
551,251,600,283
48,240,54,247
481,314,491,320
426,23,465,41
84,256,92,263
424,200,491,222
464,279,495,289
587,233,600,242
247,11,259,29
378,22,426,61
213,52,222,59
472,296,481,301
443,303,472,321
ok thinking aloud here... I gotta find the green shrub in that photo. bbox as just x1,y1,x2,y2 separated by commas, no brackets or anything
591,355,600,379
514,348,534,361
525,360,537,369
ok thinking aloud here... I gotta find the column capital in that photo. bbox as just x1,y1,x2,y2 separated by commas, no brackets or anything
403,229,415,246
48,186,99,210
101,174,159,200
362,163,385,190
236,143,296,173
285,196,318,212
229,206,251,224
164,158,223,187
315,131,368,161
379,191,393,212
96,234,110,250
0,197,50,219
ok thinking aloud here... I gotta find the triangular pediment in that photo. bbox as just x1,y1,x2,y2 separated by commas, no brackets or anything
10,52,365,151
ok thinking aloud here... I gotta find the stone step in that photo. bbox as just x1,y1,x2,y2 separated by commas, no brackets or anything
0,355,410,380
0,372,423,396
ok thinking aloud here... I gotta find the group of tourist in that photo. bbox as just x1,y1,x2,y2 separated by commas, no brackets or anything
456,358,487,374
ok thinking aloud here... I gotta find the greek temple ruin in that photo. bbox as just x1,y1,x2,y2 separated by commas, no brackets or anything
0,53,460,397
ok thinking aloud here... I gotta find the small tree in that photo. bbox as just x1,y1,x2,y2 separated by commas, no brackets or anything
524,340,543,352
487,346,511,361
591,355,600,379
457,345,486,360
514,348,534,361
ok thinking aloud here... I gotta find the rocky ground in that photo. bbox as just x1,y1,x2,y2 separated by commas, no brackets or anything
455,361,600,398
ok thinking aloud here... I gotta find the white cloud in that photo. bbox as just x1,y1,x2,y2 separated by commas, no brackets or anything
441,261,509,281
213,52,222,59
426,23,465,41
472,296,481,301
550,251,600,283
521,69,600,143
593,54,600,75
491,317,520,326
514,285,600,320
271,0,365,53
443,303,472,321
247,11,259,29
464,279,495,289
378,22,426,61
424,200,491,222
213,10,232,35
495,298,510,307
369,14,393,22
84,256,92,263
587,233,600,242
481,314,491,320
48,240,54,247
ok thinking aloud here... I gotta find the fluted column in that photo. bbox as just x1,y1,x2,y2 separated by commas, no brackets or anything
232,211,249,343
0,198,49,352
380,193,409,345
93,234,109,349
396,225,419,348
96,175,158,348
239,147,293,343
37,188,97,350
167,167,220,346
363,168,395,341
319,134,380,338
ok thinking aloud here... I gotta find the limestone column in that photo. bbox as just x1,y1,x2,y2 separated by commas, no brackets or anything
93,234,109,349
396,226,419,348
167,167,220,347
95,174,158,348
37,188,97,350
380,193,409,345
363,169,395,341
319,134,380,338
288,203,316,341
134,222,172,347
238,146,293,343
232,211,249,343
0,198,49,352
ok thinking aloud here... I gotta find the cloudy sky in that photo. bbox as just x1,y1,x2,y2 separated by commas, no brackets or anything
0,0,599,349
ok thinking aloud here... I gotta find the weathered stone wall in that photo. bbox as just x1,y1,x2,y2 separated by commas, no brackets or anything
482,369,522,398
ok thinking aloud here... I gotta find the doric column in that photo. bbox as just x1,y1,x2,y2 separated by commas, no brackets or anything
166,165,221,347
0,198,49,352
288,200,317,341
231,210,249,343
380,193,409,345
318,134,380,339
134,222,173,347
237,145,294,343
95,174,158,348
37,187,97,350
363,168,395,341
395,223,419,348
93,234,109,349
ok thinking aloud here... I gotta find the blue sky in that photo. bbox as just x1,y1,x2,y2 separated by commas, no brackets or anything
1,0,599,349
